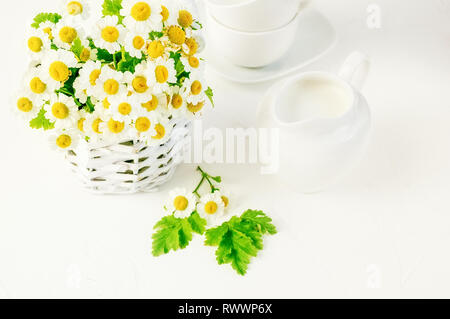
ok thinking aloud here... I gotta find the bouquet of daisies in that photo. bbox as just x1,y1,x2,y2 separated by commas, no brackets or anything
15,0,212,152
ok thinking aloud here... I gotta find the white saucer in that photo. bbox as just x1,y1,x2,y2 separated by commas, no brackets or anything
204,9,337,84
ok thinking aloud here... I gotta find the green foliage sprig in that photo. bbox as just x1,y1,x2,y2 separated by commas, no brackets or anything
31,13,62,29
152,167,277,276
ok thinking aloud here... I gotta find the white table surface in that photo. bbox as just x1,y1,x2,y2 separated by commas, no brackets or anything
1,0,450,298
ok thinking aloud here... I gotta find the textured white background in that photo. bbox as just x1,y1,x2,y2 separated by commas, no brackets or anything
0,0,450,298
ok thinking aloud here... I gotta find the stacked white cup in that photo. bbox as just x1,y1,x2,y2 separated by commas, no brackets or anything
204,0,311,67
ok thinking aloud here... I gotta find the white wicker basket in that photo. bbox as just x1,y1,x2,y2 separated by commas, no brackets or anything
66,118,191,194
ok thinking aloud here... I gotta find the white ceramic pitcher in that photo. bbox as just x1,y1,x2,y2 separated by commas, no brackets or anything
258,52,371,193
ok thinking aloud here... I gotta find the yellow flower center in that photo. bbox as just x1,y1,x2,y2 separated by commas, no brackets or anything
131,2,151,21
178,10,193,28
204,201,218,215
108,118,125,133
174,196,189,211
132,36,145,50
30,77,46,94
135,117,151,132
103,98,110,109
103,79,119,95
17,97,33,112
43,27,53,40
132,76,148,93
28,37,43,53
161,6,169,22
184,38,198,56
147,40,164,59
222,196,229,208
56,134,72,149
187,101,204,113
168,26,186,45
59,26,77,44
191,80,202,95
101,26,119,43
152,123,166,140
89,69,101,86
92,118,103,134
118,102,132,115
78,118,85,132
142,95,159,111
188,56,199,68
155,65,169,83
67,1,83,15
80,48,91,62
52,102,69,119
171,94,183,109
49,61,70,82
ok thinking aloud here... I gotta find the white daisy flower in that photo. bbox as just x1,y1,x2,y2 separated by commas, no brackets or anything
77,60,102,96
53,20,84,50
44,93,80,129
76,109,89,135
109,94,139,122
84,107,110,142
166,188,197,219
38,21,57,41
150,116,172,144
197,192,226,225
132,108,157,141
41,49,78,91
61,0,90,22
167,0,196,29
181,55,204,76
147,57,176,94
92,15,127,54
103,115,131,142
94,65,127,100
123,30,148,59
78,39,98,62
121,0,163,33
13,90,41,121
187,100,206,118
168,86,188,118
25,29,51,60
48,129,80,152
182,37,199,56
183,77,206,104
146,39,166,60
124,62,152,102
23,66,51,103
73,77,88,104
141,92,168,114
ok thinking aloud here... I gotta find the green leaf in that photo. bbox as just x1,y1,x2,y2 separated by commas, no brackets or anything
210,175,222,183
205,87,215,107
169,51,190,86
88,38,114,62
71,38,83,59
205,223,229,246
84,97,95,113
152,216,182,256
102,0,124,23
241,210,277,235
30,109,54,130
188,212,207,235
149,31,164,41
31,13,61,29
102,0,123,16
152,213,205,257
205,212,276,276
117,52,143,73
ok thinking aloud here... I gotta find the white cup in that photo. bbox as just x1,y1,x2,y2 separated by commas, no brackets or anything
205,0,310,32
206,7,307,68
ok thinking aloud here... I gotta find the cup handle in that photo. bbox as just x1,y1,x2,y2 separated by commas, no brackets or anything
338,52,371,91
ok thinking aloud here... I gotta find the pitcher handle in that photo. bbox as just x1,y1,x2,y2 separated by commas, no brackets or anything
338,52,371,91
